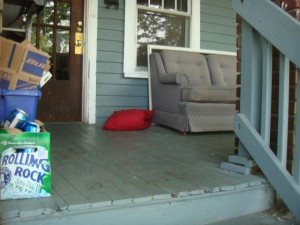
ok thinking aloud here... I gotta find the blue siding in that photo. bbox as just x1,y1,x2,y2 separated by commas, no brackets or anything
96,0,237,124
200,0,237,52
96,1,148,124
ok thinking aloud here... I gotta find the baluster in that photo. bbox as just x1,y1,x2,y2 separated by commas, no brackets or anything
260,38,272,144
277,53,289,167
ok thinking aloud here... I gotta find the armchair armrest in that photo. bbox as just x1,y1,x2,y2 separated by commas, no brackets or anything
158,72,190,86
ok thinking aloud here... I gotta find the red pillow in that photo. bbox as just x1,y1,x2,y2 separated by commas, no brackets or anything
103,109,154,131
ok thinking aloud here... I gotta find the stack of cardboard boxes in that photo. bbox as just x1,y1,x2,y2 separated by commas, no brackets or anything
0,37,51,90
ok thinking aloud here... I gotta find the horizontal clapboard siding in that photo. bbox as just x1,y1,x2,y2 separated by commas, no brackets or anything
200,0,237,52
97,84,148,97
97,96,148,107
96,1,148,124
96,0,237,123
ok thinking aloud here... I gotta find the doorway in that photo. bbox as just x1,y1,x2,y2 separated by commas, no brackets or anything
30,0,84,121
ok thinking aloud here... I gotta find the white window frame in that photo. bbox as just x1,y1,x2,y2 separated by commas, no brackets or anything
123,0,200,79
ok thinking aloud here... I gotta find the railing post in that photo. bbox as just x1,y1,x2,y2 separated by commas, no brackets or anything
239,19,263,154
221,19,262,174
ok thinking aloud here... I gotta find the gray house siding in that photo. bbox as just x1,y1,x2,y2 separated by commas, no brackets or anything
200,0,236,52
96,1,236,124
96,1,148,123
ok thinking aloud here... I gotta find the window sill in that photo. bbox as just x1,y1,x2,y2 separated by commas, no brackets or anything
124,71,148,79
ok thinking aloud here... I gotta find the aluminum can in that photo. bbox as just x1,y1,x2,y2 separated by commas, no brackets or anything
3,109,29,129
14,146,37,154
22,121,40,133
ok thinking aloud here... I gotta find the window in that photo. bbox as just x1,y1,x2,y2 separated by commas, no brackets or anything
124,0,200,78
137,0,190,68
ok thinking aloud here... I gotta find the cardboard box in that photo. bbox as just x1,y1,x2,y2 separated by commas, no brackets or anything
0,37,50,90
0,129,51,200
40,71,52,88
0,69,52,90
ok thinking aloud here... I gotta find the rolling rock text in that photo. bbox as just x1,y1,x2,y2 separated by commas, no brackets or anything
1,147,50,198
1,152,50,184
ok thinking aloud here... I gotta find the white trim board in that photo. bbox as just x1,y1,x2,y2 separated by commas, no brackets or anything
82,0,98,124
147,45,237,110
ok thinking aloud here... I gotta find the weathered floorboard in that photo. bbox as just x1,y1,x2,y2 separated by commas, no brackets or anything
1,124,272,225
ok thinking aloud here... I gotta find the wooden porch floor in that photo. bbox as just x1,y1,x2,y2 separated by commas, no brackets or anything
1,123,274,225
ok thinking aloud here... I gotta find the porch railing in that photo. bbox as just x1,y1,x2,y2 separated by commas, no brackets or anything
232,0,300,221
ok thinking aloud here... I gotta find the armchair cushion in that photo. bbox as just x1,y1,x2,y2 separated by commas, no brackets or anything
160,50,212,86
158,72,192,86
206,55,237,86
181,86,236,103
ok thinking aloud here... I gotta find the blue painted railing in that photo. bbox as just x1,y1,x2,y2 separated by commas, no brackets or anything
232,0,300,221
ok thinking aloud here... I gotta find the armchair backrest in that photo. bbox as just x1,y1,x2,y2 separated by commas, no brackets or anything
160,50,212,86
206,55,237,86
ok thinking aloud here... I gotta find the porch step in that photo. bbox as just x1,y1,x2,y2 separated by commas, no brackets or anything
221,155,257,175
2,184,275,225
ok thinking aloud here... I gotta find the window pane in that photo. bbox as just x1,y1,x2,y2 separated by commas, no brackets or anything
30,26,37,47
150,0,162,8
177,0,188,12
56,29,70,53
56,54,69,80
137,10,189,67
165,0,175,10
39,27,53,53
57,2,71,26
41,2,54,25
137,0,148,6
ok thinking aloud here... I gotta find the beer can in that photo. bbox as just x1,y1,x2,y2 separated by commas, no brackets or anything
14,146,37,154
22,121,40,133
3,109,29,129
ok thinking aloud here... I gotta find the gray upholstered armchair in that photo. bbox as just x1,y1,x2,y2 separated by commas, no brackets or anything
149,49,237,133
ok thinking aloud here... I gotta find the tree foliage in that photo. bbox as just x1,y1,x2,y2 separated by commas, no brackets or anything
30,1,71,53
137,10,187,67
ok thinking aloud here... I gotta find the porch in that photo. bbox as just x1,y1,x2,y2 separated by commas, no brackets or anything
1,123,274,225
